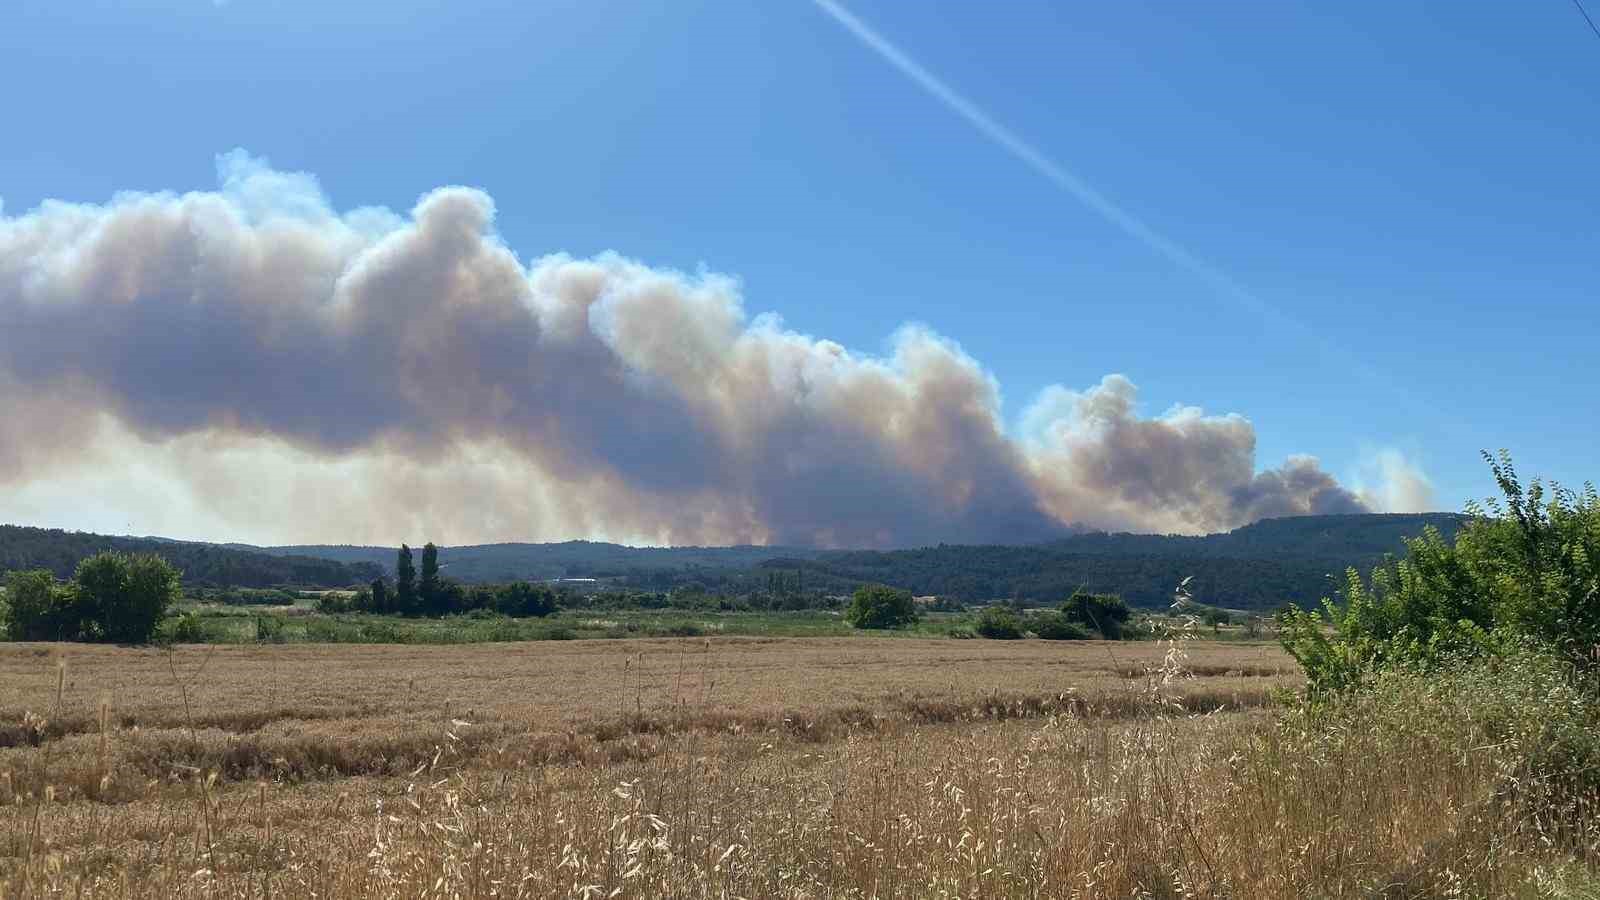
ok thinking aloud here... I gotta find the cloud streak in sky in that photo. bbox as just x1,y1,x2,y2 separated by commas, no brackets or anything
0,153,1426,546
811,0,1406,395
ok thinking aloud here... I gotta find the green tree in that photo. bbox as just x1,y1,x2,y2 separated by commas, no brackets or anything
395,545,416,616
71,551,126,640
492,582,559,617
1062,590,1131,639
844,584,917,630
5,553,177,643
974,605,1024,639
109,554,181,644
369,578,391,614
1281,451,1600,695
419,542,442,615
1033,611,1091,641
2,569,76,641
1200,607,1232,632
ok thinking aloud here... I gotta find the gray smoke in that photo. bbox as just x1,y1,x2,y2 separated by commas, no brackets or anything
0,152,1423,546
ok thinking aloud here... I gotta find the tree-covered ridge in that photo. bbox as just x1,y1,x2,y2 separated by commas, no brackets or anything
1042,513,1467,561
258,513,1463,602
257,540,827,583
793,513,1468,609
0,525,381,588
4,513,1466,609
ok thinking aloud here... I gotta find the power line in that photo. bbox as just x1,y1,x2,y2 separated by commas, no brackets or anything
1574,0,1600,41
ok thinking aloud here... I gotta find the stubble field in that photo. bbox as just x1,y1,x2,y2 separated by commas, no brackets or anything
0,637,1558,897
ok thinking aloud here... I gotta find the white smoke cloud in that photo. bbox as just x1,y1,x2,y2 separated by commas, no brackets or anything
0,152,1427,546
1352,447,1436,515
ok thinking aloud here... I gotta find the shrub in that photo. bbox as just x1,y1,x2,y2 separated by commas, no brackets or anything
1282,452,1600,695
255,614,287,643
159,612,207,644
3,553,178,644
1061,590,1130,639
844,584,918,630
358,621,414,643
1304,646,1600,845
1032,611,1090,641
2,569,79,640
491,581,560,618
80,552,180,644
317,591,358,614
974,605,1024,639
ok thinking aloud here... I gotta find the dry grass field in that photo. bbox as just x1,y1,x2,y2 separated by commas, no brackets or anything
0,637,1589,897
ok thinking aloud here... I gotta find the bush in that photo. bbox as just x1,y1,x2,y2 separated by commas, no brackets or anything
197,587,298,606
3,553,179,644
1061,590,1130,639
1311,647,1600,843
1032,611,1090,641
255,615,288,643
1282,452,1600,695
844,584,918,630
159,612,207,644
974,605,1024,639
491,582,560,618
2,569,79,640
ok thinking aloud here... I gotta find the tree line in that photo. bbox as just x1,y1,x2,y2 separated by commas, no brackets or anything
843,583,1133,640
318,543,560,618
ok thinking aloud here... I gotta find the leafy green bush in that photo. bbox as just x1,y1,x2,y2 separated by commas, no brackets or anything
2,569,79,640
490,581,560,618
3,553,179,643
1061,590,1130,639
357,620,415,643
302,618,368,643
1032,611,1090,641
159,612,207,644
255,614,287,644
1282,452,1600,696
974,605,1024,639
195,587,299,606
844,584,918,630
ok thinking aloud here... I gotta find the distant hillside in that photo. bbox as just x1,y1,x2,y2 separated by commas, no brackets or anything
257,540,826,584
1042,513,1468,562
796,513,1469,610
254,513,1467,611
0,525,382,588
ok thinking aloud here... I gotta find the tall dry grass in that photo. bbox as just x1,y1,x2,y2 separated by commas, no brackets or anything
2,637,1598,897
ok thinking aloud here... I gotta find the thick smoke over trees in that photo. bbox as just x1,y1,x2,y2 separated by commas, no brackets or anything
0,153,1428,546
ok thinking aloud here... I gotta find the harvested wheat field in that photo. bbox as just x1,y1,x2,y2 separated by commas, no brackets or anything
0,637,1563,897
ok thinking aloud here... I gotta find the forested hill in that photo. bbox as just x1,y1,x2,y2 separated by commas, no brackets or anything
1042,513,1468,562
0,525,382,588
796,513,1469,610
259,540,826,583
256,512,1466,611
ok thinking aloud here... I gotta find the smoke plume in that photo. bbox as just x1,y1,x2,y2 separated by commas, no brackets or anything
0,152,1420,546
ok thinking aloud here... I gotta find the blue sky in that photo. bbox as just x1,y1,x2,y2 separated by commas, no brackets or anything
3,0,1598,523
